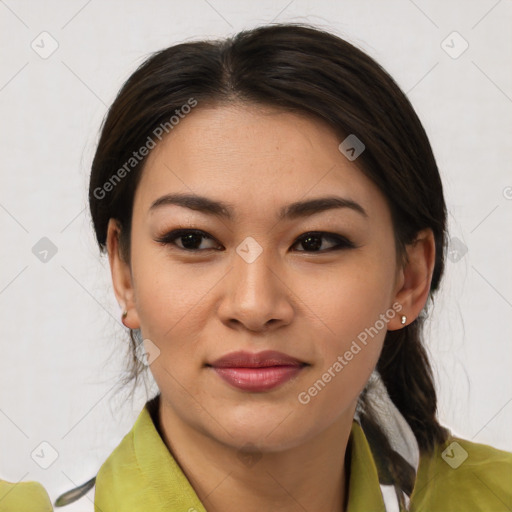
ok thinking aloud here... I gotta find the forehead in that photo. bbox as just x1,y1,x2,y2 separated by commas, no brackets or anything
134,103,390,222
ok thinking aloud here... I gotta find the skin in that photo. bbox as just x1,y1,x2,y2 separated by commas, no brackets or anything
107,103,435,512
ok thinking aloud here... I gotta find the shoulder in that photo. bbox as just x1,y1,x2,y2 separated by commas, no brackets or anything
0,479,53,511
412,434,512,511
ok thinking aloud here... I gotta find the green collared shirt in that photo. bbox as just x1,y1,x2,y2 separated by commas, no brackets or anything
1,399,511,511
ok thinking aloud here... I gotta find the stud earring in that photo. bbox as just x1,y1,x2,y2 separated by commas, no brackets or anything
400,315,407,325
122,310,128,319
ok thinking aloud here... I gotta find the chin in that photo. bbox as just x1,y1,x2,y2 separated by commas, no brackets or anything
208,405,319,453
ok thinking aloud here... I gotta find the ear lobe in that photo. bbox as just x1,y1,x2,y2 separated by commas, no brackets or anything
106,218,140,329
388,228,436,331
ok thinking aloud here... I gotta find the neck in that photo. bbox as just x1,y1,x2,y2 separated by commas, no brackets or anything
156,397,355,512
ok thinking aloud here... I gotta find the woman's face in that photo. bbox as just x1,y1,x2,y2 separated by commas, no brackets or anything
111,103,407,451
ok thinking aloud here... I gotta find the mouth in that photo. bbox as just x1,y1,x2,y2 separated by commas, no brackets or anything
206,350,309,392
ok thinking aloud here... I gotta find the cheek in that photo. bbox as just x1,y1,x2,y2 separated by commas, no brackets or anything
294,284,389,426
293,255,394,398
298,252,396,340
129,243,212,357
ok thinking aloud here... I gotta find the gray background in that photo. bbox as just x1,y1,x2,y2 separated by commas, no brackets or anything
1,0,511,507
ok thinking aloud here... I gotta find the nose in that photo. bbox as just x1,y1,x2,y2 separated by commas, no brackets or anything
217,243,295,333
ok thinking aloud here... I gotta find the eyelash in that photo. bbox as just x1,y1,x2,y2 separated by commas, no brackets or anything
155,229,357,253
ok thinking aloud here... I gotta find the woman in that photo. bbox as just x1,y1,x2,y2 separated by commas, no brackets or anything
3,23,511,512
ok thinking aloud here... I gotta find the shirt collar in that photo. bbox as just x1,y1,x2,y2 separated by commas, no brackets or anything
96,397,386,511
345,420,387,511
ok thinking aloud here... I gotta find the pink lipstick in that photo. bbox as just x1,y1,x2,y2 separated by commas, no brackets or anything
208,350,306,392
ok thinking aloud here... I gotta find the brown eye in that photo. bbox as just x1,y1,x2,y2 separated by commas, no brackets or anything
155,229,356,253
292,232,356,252
155,229,220,251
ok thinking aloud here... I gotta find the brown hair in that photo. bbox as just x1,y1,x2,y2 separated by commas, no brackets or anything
89,23,448,462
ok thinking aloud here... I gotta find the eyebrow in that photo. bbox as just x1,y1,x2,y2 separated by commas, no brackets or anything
149,193,368,220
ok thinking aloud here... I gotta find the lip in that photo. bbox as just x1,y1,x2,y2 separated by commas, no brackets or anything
208,350,307,392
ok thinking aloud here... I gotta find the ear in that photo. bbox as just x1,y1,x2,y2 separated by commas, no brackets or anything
106,218,140,329
388,228,436,331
